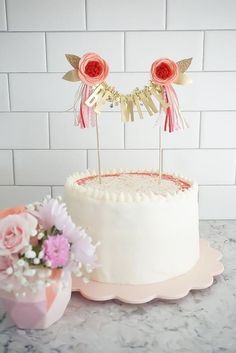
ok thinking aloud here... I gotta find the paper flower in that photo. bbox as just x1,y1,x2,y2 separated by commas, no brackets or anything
63,52,109,86
0,213,38,256
42,235,70,268
78,52,109,86
151,58,178,85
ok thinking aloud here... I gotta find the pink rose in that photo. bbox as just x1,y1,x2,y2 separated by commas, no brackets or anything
0,213,38,256
0,255,12,271
0,206,25,219
151,58,178,85
78,52,109,86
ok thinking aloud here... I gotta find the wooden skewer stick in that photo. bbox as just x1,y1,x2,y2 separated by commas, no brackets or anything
95,114,102,184
158,98,164,184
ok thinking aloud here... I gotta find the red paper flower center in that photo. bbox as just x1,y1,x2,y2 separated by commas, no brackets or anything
85,61,103,77
155,62,172,80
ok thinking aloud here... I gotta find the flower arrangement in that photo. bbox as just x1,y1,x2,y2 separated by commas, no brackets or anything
0,196,98,296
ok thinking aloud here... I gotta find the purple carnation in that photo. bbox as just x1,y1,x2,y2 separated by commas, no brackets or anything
42,235,70,268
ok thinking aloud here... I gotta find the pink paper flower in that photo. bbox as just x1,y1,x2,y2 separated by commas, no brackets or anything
78,52,109,86
33,199,73,232
151,58,178,85
42,235,70,268
0,213,38,256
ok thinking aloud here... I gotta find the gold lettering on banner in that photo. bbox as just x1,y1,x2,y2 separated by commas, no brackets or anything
94,90,111,114
127,95,134,122
139,90,153,116
85,84,105,107
133,93,144,119
83,80,179,122
120,95,128,122
144,89,158,114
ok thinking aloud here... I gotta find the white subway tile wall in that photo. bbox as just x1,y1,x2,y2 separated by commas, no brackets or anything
7,0,86,31
0,33,46,72
0,0,7,30
0,150,13,185
0,74,9,110
0,0,235,219
125,32,204,72
46,32,124,72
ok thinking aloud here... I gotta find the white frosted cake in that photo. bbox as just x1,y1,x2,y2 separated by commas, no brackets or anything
65,171,199,285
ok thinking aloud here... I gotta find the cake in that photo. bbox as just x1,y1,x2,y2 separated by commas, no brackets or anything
65,170,199,285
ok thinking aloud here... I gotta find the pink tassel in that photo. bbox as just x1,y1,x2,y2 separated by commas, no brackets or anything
74,84,96,129
163,85,188,133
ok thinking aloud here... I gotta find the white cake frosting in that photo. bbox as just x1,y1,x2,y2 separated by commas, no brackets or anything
65,170,199,285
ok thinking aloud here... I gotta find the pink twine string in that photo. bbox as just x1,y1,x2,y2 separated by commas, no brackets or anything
74,84,96,129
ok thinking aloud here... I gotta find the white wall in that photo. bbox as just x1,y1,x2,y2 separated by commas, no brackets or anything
0,0,236,219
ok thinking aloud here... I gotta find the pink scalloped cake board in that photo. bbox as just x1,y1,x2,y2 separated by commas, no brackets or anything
72,239,224,304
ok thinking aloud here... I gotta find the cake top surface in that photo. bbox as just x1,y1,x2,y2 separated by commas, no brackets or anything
75,172,191,196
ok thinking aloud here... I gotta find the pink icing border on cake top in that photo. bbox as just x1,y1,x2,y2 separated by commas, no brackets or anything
76,172,191,191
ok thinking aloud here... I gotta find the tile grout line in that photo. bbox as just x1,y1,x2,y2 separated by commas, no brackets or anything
123,31,126,148
5,0,11,116
199,112,202,148
123,32,126,72
0,148,234,151
44,32,49,72
84,0,88,30
0,29,235,33
4,0,8,30
6,73,11,110
86,149,88,169
123,123,126,149
3,70,236,74
165,0,168,30
11,150,15,185
202,30,206,70
47,113,51,149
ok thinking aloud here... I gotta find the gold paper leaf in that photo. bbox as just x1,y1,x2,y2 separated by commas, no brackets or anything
62,70,80,82
65,54,80,69
176,58,192,73
174,73,192,85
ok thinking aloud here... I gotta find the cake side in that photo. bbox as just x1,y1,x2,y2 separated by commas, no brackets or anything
65,170,199,285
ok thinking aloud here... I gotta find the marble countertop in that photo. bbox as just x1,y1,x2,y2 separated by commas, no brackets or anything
0,221,235,353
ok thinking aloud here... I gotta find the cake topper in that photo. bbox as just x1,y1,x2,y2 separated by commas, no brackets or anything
63,52,192,183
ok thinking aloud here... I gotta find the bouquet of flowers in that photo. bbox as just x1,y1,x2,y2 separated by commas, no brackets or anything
0,196,98,329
